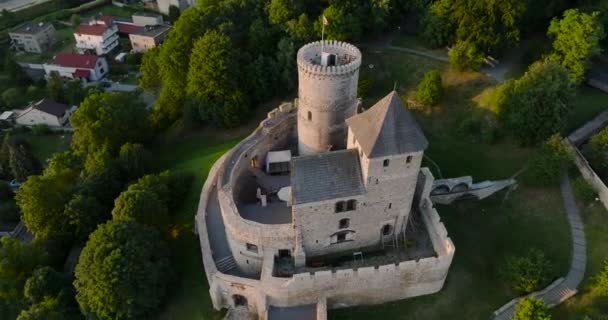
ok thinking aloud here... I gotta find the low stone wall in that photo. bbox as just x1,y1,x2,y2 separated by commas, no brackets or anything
565,138,608,210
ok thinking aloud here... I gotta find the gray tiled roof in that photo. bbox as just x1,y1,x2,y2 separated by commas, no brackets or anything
346,91,428,158
291,149,365,205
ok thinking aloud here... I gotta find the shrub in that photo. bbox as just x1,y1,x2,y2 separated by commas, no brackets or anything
417,70,443,106
448,41,484,71
500,248,553,294
31,124,50,136
512,298,551,320
524,134,571,186
572,176,596,204
596,259,608,297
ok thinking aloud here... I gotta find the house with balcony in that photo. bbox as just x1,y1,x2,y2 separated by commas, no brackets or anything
9,22,56,53
74,16,119,55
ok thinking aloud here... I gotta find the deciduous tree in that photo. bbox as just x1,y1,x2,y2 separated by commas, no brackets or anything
512,298,551,320
547,9,605,82
417,70,443,106
74,221,172,320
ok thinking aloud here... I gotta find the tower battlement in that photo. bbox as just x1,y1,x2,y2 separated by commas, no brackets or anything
296,40,362,77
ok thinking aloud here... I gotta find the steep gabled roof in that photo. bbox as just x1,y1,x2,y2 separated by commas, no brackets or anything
34,98,68,117
345,91,428,158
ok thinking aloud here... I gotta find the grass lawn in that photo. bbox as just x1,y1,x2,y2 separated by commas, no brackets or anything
153,129,243,320
566,86,608,133
392,33,448,58
552,172,608,319
24,132,72,163
82,4,139,18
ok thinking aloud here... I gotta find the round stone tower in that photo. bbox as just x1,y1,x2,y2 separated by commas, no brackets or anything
296,40,362,156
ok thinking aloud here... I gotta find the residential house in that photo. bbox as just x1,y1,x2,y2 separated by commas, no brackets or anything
15,98,71,127
74,16,119,55
129,24,171,52
9,22,56,53
43,53,108,82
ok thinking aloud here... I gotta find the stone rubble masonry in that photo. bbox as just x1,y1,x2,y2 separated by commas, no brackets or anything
195,104,455,318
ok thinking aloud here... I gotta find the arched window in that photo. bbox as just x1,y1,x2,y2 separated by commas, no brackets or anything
335,201,345,213
346,199,357,211
307,111,312,121
339,218,350,229
382,224,393,236
383,159,390,167
406,155,413,163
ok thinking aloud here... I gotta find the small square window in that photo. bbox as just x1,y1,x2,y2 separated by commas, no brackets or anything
339,218,350,229
383,159,390,167
337,233,346,242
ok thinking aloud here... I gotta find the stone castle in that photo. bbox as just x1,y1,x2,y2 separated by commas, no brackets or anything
196,40,455,320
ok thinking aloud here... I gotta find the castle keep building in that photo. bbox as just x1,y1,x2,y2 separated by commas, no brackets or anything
196,40,455,320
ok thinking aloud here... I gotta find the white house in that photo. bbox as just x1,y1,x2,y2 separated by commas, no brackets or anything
43,53,108,82
15,98,71,127
74,16,119,55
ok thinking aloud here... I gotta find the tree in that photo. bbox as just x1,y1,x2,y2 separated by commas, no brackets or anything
512,298,551,320
63,80,85,106
496,60,574,146
118,143,153,181
425,0,525,52
448,41,484,71
9,138,41,182
583,127,608,178
168,5,180,22
0,237,46,312
417,70,443,106
138,47,162,95
285,13,314,42
315,5,362,41
112,188,169,226
70,92,150,156
268,0,299,26
16,158,79,241
2,87,24,109
46,72,63,102
23,267,68,303
421,8,453,49
70,14,81,27
500,249,553,294
74,221,172,320
151,8,205,128
64,193,108,240
547,9,605,82
525,134,571,186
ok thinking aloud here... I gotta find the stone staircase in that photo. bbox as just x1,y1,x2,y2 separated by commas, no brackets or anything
10,222,33,242
216,255,237,273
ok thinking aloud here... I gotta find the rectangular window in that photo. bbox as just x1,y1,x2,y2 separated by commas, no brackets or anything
246,243,258,253
337,233,346,242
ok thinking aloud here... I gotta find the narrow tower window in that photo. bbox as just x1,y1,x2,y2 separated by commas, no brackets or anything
346,199,357,211
339,218,350,229
335,201,345,213
383,159,390,167
307,111,312,121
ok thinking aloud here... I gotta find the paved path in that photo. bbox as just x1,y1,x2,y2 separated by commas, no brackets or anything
493,174,586,319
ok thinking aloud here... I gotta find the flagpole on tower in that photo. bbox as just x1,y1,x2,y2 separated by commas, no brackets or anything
321,15,328,54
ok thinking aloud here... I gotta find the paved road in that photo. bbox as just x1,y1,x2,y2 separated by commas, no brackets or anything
494,174,586,319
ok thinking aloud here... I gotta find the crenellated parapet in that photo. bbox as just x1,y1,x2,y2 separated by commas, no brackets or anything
296,40,362,78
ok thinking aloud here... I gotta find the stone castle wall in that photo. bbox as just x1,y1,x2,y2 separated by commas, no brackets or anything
216,105,298,276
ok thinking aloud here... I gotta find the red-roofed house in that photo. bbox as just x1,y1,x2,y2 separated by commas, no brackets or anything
43,53,108,82
74,16,119,55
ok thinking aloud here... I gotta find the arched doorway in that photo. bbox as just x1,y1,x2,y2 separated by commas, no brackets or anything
233,294,248,307
381,224,393,236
